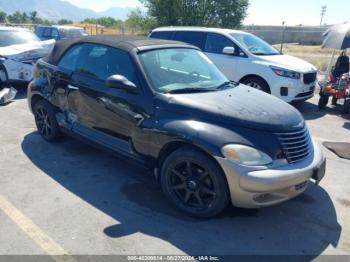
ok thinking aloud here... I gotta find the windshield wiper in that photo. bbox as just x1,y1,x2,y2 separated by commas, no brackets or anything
166,88,213,94
215,81,238,90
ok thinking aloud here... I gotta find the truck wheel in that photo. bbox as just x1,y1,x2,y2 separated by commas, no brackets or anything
34,99,62,142
161,147,230,218
241,76,270,93
318,95,329,109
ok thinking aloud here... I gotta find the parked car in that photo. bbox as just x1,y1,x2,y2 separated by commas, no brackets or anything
35,25,88,41
149,27,318,103
0,26,55,86
28,36,325,217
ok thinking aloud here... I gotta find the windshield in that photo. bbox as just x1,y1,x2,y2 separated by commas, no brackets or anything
138,48,230,93
0,30,40,47
231,33,280,56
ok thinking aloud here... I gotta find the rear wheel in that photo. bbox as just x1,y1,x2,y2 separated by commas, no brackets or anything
331,96,337,105
161,147,230,218
241,76,270,93
34,99,62,142
318,95,329,109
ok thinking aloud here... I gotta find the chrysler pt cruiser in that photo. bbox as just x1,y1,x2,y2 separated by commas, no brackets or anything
28,36,326,217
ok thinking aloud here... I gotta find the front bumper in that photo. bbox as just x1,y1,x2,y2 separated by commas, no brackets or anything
2,59,34,82
270,77,316,103
215,139,325,208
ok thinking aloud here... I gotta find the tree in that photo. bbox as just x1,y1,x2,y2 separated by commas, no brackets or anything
0,11,6,23
21,12,29,23
58,19,73,25
83,18,97,24
6,10,51,25
125,8,156,32
140,0,249,28
82,17,122,28
29,11,37,23
7,11,23,24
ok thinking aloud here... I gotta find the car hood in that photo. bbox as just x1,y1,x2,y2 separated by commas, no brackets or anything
0,40,54,61
257,54,317,73
156,84,304,132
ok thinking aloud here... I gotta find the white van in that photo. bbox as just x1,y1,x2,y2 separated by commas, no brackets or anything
149,27,318,103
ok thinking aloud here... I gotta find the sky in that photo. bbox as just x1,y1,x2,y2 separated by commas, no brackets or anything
63,0,349,26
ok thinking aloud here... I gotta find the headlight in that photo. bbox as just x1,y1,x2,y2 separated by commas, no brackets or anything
222,144,272,166
270,66,300,79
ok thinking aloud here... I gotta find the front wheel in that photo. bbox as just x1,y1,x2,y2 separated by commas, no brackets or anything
161,147,230,218
241,76,270,93
34,99,62,142
318,95,329,109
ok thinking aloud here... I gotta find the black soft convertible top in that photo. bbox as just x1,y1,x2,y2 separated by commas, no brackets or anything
44,35,193,65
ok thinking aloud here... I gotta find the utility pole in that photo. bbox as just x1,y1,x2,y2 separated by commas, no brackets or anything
280,21,286,53
320,5,327,26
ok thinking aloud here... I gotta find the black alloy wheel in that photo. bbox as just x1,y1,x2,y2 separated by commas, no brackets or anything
34,100,62,142
161,147,229,218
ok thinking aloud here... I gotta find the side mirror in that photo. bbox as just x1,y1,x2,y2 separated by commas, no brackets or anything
222,46,235,55
106,75,138,94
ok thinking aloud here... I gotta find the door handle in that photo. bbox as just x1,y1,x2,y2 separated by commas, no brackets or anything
68,84,79,91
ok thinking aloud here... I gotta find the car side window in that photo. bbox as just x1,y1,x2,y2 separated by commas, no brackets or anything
205,33,246,57
42,28,52,39
51,29,59,40
150,31,174,40
58,44,84,71
173,31,206,49
35,27,44,36
75,44,137,83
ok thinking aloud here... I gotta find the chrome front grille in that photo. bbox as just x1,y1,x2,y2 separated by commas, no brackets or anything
276,126,312,163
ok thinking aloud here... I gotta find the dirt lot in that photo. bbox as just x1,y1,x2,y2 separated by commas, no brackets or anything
276,45,341,72
0,87,350,258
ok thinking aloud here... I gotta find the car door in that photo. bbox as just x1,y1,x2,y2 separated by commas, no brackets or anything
53,44,84,112
67,43,151,153
204,33,246,81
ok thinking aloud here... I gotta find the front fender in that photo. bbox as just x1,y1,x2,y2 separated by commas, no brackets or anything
149,119,257,159
2,59,34,82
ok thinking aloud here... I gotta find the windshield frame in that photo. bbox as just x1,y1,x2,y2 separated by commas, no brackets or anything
137,47,230,95
0,30,41,47
230,32,280,56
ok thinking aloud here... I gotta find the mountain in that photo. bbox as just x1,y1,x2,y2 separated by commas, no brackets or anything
0,0,131,21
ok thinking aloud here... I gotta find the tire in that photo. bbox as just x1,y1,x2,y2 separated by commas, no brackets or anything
343,99,350,114
33,99,62,142
318,95,329,109
241,76,270,93
160,146,230,218
331,96,337,105
0,66,8,89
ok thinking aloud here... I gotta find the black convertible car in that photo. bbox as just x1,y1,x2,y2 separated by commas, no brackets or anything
28,36,325,217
